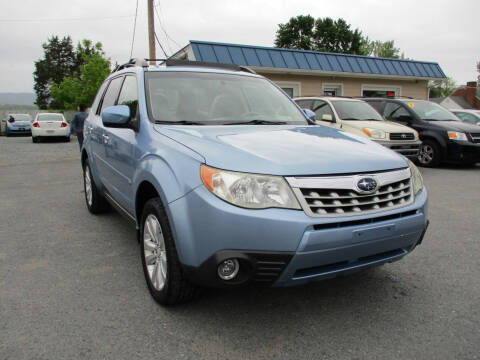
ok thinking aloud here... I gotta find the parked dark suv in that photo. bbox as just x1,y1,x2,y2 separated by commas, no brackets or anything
365,98,480,167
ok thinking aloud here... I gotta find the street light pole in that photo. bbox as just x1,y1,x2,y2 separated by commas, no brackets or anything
147,0,156,64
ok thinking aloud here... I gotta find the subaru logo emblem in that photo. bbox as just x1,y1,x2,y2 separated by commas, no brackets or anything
357,177,378,193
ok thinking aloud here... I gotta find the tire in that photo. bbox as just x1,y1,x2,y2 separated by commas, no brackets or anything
83,159,109,214
5,130,9,137
32,137,38,143
140,198,198,305
64,136,70,142
417,139,441,167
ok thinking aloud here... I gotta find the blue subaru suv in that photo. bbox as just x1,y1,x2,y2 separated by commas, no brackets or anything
82,59,429,305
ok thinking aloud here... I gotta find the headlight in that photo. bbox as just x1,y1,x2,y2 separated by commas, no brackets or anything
408,161,424,195
200,165,301,210
362,128,386,139
447,131,468,141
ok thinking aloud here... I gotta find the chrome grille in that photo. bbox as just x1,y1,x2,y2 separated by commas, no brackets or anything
390,133,414,140
286,168,413,217
469,133,480,143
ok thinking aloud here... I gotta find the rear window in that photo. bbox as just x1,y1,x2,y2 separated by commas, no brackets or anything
37,114,64,121
10,114,31,121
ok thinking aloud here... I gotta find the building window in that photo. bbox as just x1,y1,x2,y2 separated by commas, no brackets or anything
323,83,343,97
274,81,301,98
362,85,401,98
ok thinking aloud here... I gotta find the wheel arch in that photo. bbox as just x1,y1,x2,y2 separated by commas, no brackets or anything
419,132,447,160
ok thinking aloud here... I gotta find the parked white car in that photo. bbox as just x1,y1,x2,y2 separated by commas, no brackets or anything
295,97,422,159
32,113,70,143
451,110,480,126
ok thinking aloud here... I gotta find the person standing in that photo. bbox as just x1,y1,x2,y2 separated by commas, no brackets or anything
71,104,88,151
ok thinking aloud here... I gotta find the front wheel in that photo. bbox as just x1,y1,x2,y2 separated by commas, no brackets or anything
83,159,109,214
140,198,198,305
418,140,441,167
32,137,38,143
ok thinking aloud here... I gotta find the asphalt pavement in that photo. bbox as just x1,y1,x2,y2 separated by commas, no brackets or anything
0,135,479,360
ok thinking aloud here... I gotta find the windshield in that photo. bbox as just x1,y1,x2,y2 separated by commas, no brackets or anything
37,114,64,121
330,100,383,121
145,71,307,125
10,114,31,121
409,101,459,121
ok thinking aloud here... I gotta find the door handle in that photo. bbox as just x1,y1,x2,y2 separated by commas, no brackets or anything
102,134,109,143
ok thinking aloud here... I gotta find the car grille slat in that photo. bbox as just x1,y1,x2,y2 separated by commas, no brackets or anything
390,132,414,140
287,168,413,218
469,133,480,143
254,260,287,282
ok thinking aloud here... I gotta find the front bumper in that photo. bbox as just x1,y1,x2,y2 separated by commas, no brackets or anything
169,184,428,288
376,140,421,159
445,140,480,164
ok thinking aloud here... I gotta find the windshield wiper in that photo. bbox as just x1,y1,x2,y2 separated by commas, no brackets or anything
155,120,205,125
225,120,288,125
341,118,360,120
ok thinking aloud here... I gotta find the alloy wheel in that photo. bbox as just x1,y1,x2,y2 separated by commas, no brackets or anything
418,144,434,165
84,166,93,206
143,214,167,291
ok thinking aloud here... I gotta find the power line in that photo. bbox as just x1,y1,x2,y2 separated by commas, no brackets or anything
154,1,181,49
154,32,168,57
0,15,134,23
130,0,139,59
153,4,171,54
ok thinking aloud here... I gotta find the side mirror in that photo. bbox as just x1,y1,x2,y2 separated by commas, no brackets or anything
102,105,132,128
302,109,316,124
397,115,413,123
321,114,334,122
8,117,14,123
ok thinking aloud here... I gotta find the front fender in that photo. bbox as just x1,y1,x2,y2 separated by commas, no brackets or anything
419,130,448,159
132,135,205,221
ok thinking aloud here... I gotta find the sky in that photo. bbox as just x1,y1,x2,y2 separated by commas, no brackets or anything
0,0,478,93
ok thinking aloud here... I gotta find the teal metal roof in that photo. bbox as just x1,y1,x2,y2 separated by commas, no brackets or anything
189,40,446,79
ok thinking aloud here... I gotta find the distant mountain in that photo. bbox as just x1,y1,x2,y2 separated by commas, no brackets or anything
0,93,36,106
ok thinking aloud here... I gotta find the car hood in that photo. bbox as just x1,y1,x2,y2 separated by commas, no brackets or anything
342,120,415,133
154,125,408,176
426,120,480,132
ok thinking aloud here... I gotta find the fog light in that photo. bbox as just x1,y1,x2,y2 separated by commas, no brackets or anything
217,259,239,280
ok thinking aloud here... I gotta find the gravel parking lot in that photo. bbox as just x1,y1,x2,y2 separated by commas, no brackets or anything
1,135,479,360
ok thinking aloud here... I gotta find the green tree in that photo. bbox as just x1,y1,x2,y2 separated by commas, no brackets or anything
429,77,457,98
275,16,368,55
363,40,402,59
50,43,110,110
274,15,316,50
33,36,77,109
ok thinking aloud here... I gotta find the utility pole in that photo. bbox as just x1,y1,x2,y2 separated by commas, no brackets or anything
147,0,156,64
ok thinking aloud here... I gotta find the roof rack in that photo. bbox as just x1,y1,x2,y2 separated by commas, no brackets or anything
111,58,148,73
354,96,414,100
164,59,256,74
297,95,354,99
144,58,168,62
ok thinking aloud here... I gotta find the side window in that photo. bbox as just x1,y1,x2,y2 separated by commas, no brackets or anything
367,100,384,114
456,112,476,124
295,100,313,109
92,81,109,115
312,100,335,121
384,103,410,121
117,75,138,118
100,76,124,114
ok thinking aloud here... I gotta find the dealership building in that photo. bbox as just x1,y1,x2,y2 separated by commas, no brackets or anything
170,40,446,99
